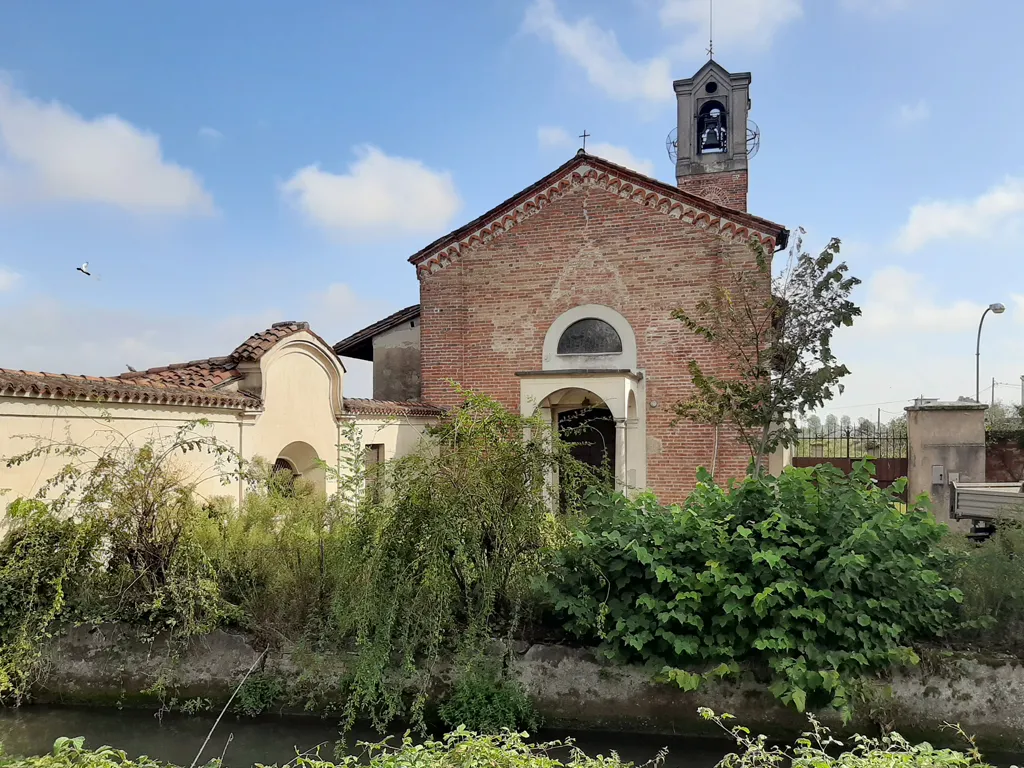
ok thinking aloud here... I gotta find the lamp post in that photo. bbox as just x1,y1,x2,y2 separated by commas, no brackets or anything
976,302,1006,403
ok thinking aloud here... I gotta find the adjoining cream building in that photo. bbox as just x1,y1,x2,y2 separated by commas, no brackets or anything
0,322,438,505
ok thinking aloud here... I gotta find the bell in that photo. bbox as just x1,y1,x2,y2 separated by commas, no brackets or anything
700,118,724,152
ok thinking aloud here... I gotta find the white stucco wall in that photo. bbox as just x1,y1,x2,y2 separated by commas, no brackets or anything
0,330,435,515
354,416,433,463
0,398,245,505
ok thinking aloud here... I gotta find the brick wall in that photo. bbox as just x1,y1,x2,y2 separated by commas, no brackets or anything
676,170,748,212
418,178,768,503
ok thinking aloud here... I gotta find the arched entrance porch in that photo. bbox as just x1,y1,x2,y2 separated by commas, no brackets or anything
518,370,646,494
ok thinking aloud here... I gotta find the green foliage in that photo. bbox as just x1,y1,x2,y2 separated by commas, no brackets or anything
544,462,961,718
0,422,241,701
198,458,343,639
0,738,169,768
698,708,991,768
234,672,286,717
439,668,541,734
0,500,100,702
945,523,1024,652
0,730,655,768
5,421,235,635
329,389,591,732
673,231,861,473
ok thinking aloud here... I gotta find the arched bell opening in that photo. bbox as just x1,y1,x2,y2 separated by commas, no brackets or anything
697,100,728,154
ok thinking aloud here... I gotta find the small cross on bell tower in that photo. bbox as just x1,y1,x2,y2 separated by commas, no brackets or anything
673,60,751,211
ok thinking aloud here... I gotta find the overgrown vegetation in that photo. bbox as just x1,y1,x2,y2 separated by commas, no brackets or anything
543,462,962,719
699,708,991,768
0,714,1000,768
0,730,660,768
0,393,587,732
5,386,1024,731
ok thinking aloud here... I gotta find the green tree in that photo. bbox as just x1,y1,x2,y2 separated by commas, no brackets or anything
824,414,838,431
805,415,822,433
674,231,861,473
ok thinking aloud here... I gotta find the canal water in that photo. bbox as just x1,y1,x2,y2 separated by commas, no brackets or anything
0,706,733,767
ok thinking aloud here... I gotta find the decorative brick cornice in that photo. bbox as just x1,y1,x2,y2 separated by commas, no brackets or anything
410,154,787,280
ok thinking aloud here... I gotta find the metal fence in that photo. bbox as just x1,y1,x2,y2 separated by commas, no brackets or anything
794,426,908,460
792,425,908,500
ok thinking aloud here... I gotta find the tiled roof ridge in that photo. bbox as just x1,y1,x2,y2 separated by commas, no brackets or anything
117,355,236,381
343,397,443,417
0,368,257,409
409,152,789,279
1,321,341,409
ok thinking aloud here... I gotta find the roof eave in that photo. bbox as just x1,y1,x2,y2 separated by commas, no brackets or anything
407,151,788,268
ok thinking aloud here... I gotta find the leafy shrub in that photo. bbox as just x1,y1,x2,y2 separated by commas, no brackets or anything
439,669,541,734
0,500,100,702
544,462,962,717
0,730,654,768
700,708,990,768
6,422,234,636
233,672,286,717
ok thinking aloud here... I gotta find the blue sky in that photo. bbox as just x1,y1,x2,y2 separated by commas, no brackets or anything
1,0,1022,417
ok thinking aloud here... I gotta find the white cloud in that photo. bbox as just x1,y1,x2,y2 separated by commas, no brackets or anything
0,77,214,215
198,126,223,142
281,145,461,237
895,177,1024,252
895,99,930,125
659,0,803,58
0,282,394,399
857,266,988,333
0,267,19,292
538,126,572,149
535,126,655,176
815,261,1024,420
589,143,656,176
524,0,673,104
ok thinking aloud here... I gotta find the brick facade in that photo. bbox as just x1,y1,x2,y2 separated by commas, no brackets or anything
676,170,748,212
415,157,782,503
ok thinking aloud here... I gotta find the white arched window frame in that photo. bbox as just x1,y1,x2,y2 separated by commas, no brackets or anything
542,305,637,371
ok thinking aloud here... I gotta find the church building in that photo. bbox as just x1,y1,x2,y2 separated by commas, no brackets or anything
0,61,788,506
335,59,788,500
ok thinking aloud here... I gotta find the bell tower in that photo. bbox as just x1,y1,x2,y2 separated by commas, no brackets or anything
673,60,751,211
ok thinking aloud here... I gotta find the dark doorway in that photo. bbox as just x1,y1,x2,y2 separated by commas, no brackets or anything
558,407,616,475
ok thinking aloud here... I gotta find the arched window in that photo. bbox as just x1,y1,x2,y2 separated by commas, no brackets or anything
557,318,623,355
697,101,727,154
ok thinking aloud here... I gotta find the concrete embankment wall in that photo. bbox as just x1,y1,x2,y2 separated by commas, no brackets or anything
31,626,1024,751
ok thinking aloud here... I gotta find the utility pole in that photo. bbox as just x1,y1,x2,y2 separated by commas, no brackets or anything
1020,375,1023,409
992,376,996,407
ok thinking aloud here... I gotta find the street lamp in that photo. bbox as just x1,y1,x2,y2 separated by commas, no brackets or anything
976,302,1006,403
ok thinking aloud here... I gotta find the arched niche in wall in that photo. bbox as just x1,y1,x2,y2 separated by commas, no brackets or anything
542,304,637,371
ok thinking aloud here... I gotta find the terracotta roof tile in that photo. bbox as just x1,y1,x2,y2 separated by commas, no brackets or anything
118,357,240,389
343,398,443,417
1,321,340,410
0,368,256,408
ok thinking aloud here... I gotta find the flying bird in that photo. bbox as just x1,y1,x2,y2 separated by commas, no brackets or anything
76,262,91,276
